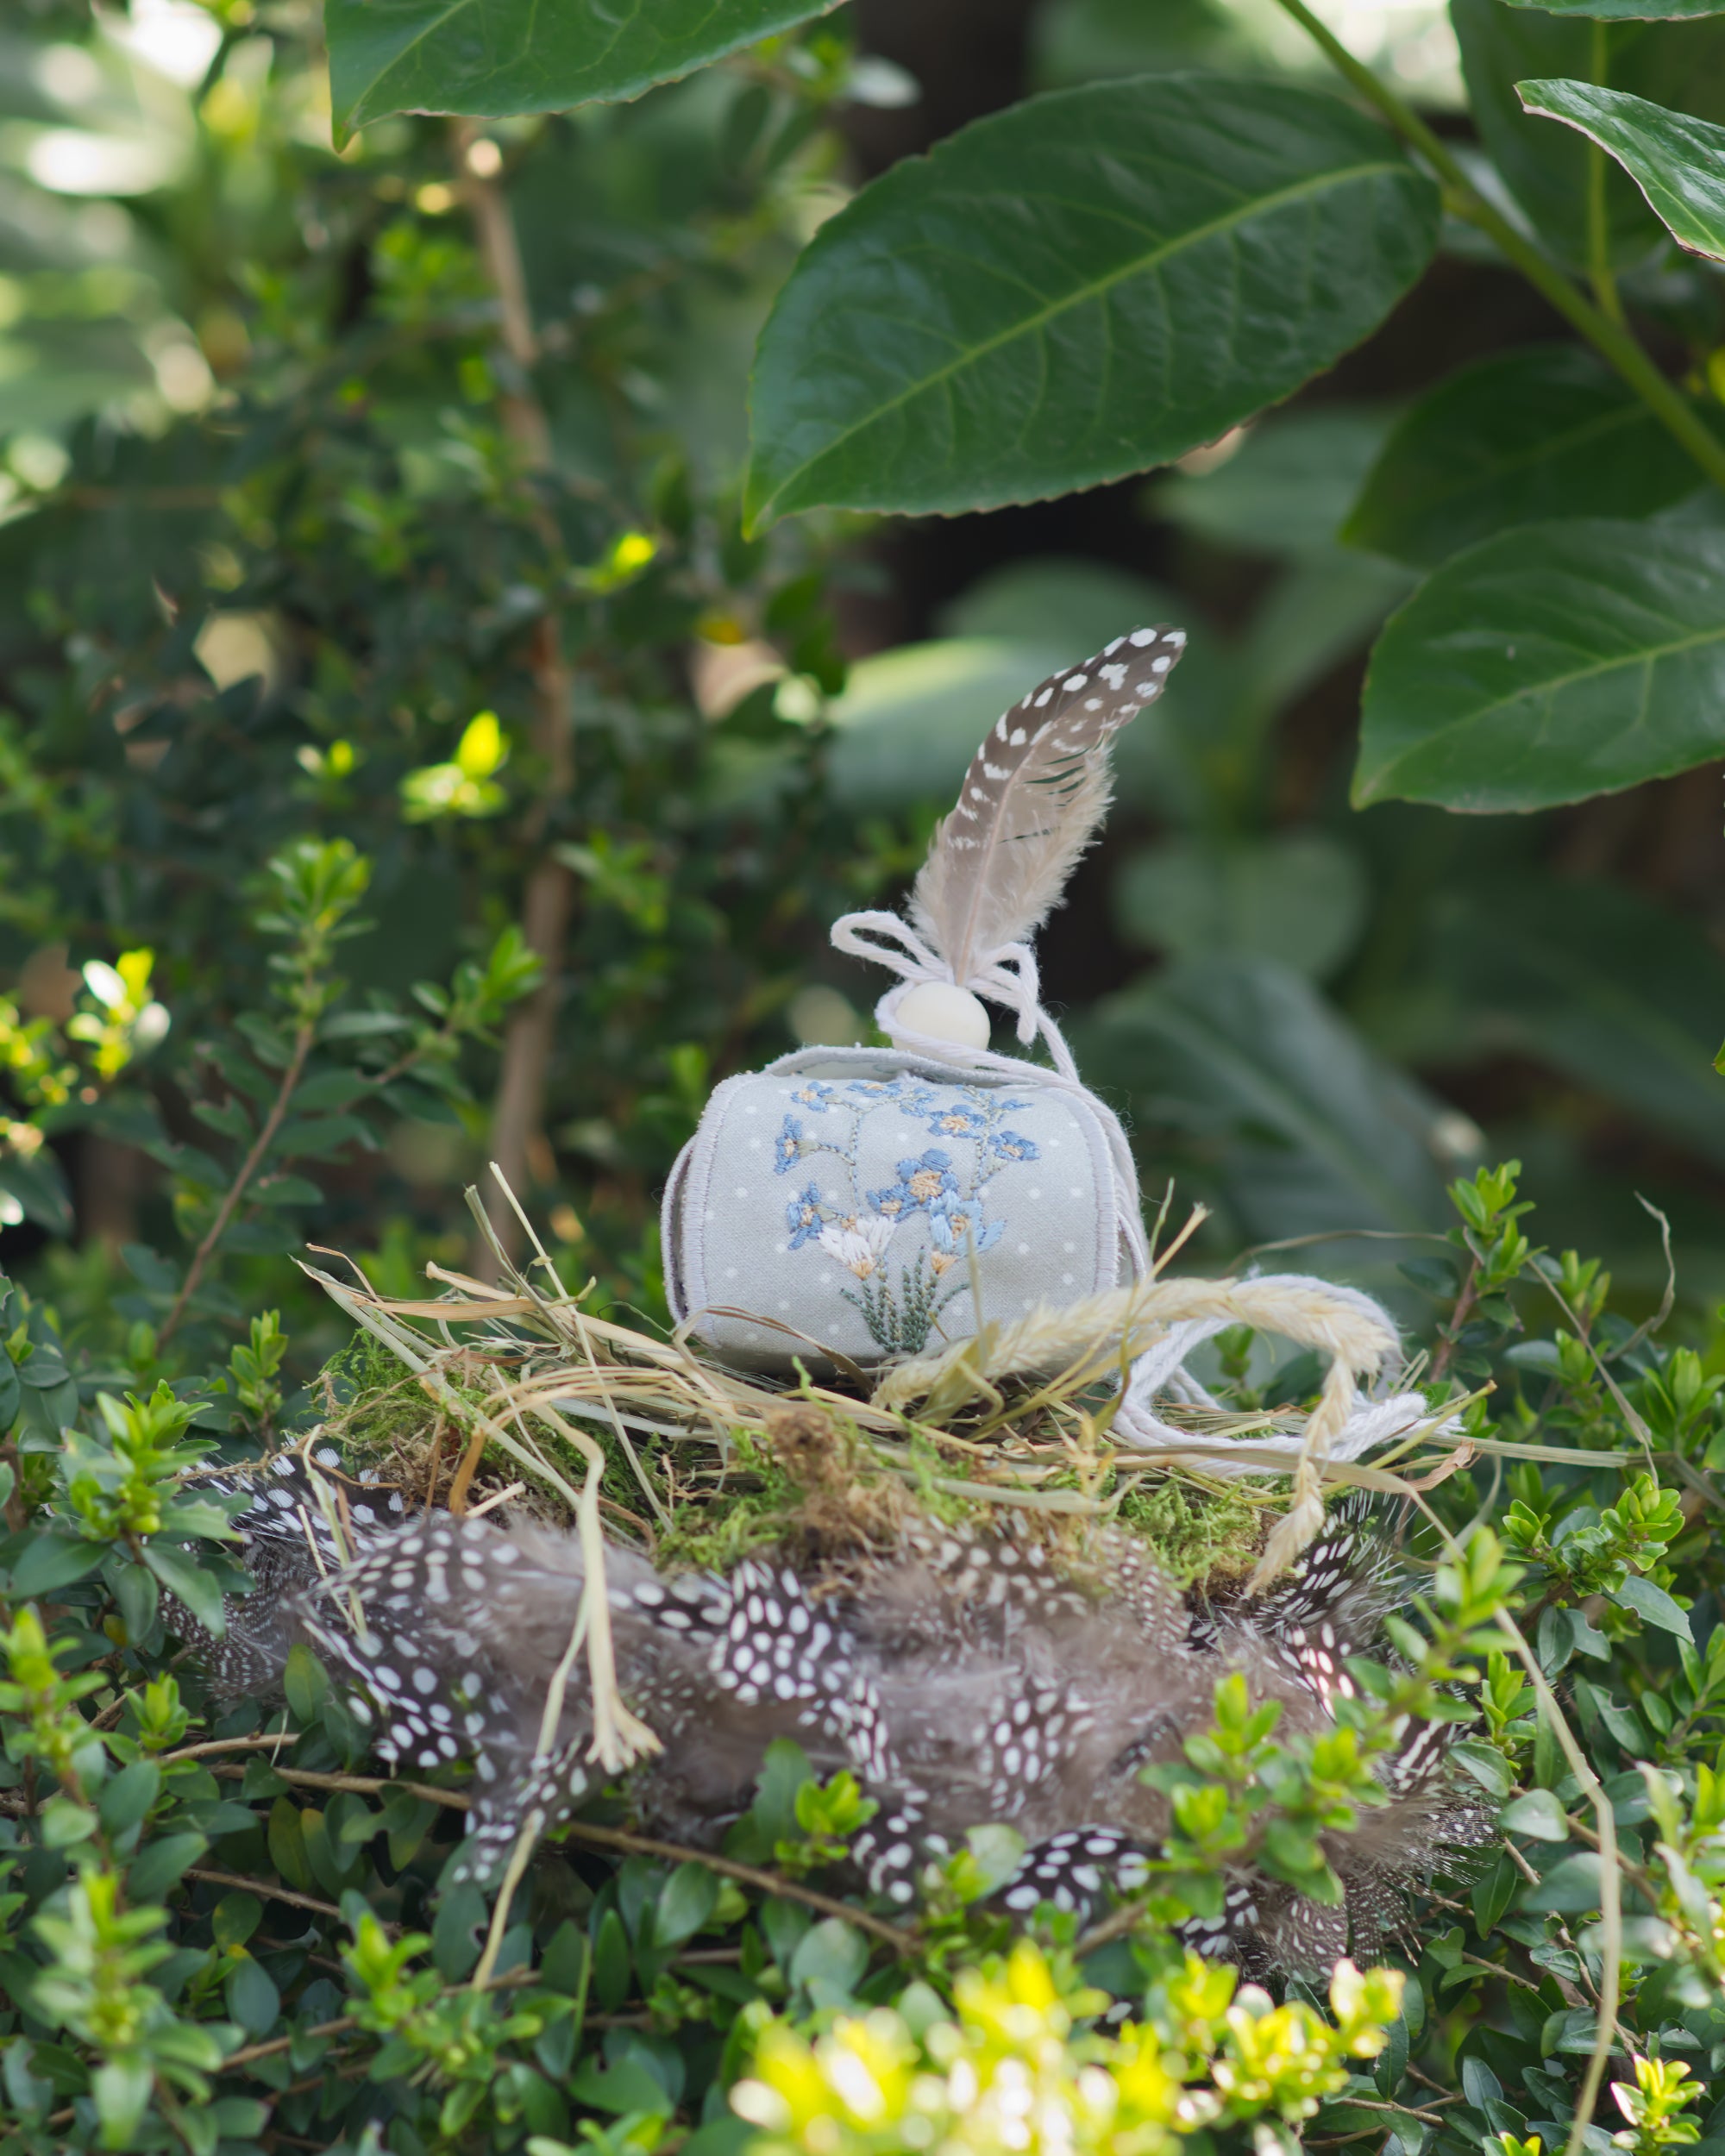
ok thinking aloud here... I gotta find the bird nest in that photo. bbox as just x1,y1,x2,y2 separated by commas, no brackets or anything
286,1181,1471,1778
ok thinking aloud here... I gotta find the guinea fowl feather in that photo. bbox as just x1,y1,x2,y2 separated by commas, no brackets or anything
910,626,1187,984
167,1450,1486,1976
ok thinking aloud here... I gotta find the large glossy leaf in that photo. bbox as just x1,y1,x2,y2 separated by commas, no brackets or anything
1432,878,1725,1165
1147,406,1397,556
824,636,1082,811
1519,78,1725,256
326,0,837,132
1501,0,1725,16
1113,835,1369,981
1344,345,1704,566
826,559,1188,812
1452,0,1725,265
1354,518,1725,811
744,76,1439,526
1078,956,1450,1244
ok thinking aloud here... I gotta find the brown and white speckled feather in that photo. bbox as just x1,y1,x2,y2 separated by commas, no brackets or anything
910,627,1186,985
179,1456,1483,1973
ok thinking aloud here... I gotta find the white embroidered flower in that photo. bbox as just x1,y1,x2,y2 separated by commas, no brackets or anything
817,1213,897,1278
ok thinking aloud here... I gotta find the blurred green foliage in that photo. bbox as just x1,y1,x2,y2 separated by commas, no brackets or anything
3,3,1725,2154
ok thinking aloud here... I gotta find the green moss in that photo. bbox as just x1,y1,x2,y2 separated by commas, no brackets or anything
320,1332,436,1465
1113,1476,1264,1589
655,1428,815,1570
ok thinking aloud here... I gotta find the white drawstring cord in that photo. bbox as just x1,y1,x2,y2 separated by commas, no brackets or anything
833,912,1445,1483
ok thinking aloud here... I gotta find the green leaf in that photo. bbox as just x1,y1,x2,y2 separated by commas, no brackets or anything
1519,78,1725,258
127,1830,208,1899
212,1893,262,1952
284,1642,329,1724
568,2058,673,2117
91,2059,153,2153
0,1152,73,1239
1113,835,1368,981
9,1532,105,1597
326,0,839,135
825,636,1090,812
1354,518,1725,812
1502,1,1725,24
143,1542,228,1637
1473,1849,1520,1933
655,1862,719,1949
744,76,1438,526
1078,956,1447,1243
224,1953,280,2037
1343,345,1706,567
1450,1740,1515,1799
1452,0,1725,266
1524,1852,1603,1912
1429,877,1725,1167
41,1796,98,1848
97,1762,161,1839
1150,405,1398,557
592,1907,631,2011
1502,1789,1571,1841
1613,1574,1694,1639
787,1917,868,2007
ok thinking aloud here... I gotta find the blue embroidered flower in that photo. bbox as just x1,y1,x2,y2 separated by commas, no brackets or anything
785,1182,826,1248
845,1078,935,1109
772,1115,804,1174
989,1128,1039,1163
788,1080,837,1113
929,1201,1006,1254
868,1148,958,1219
923,1102,990,1140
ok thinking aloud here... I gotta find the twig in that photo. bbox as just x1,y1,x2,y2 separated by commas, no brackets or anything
163,1733,301,1763
204,1762,915,1946
1460,1952,1544,1995
1073,1895,1157,1958
558,1819,916,1952
182,1867,399,1934
160,1018,315,1341
211,1762,469,1808
456,122,580,1276
1267,0,1725,498
1585,19,1624,326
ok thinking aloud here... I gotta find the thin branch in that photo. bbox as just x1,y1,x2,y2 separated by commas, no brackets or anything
211,1761,469,1808
455,121,580,1277
160,1018,315,1341
182,1865,399,1934
1586,20,1624,324
558,1818,918,1952
1268,0,1725,497
163,1733,302,1763
206,1761,917,1947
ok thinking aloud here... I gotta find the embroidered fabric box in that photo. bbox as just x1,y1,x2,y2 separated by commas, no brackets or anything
662,1047,1133,1373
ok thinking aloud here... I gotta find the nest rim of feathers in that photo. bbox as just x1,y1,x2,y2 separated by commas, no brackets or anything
286,1180,1470,1601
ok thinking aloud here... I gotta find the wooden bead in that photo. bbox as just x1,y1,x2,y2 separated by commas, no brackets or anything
890,981,991,1050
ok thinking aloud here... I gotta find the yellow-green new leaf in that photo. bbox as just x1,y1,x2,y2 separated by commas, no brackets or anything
1518,78,1725,257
